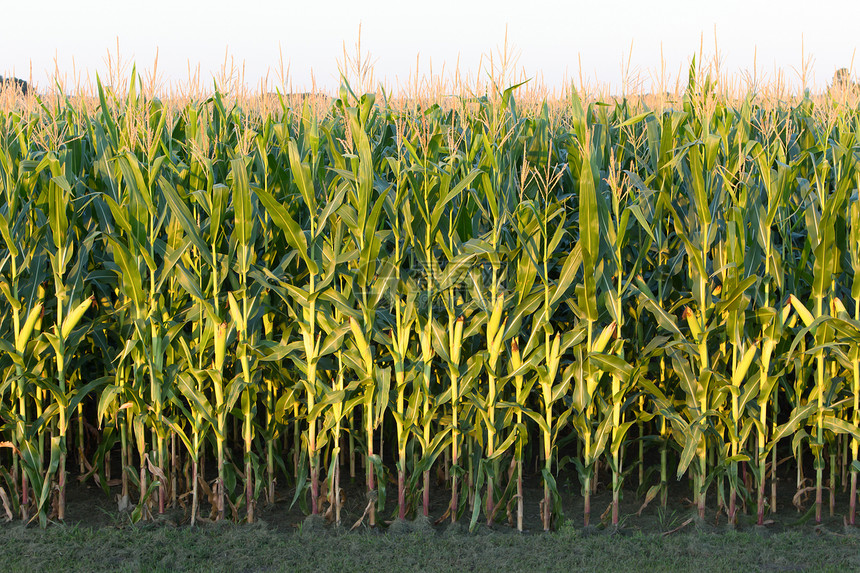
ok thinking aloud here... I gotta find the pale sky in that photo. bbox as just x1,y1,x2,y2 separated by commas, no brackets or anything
2,0,857,96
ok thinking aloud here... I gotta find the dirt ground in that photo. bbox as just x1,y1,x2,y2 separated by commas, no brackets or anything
52,453,857,537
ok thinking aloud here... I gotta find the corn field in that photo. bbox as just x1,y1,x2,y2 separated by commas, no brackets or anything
1,68,860,532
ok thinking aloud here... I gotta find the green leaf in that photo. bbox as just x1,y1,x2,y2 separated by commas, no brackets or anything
230,158,253,249
160,177,214,268
108,237,145,312
256,185,318,274
288,140,316,215
822,416,860,441
578,147,600,321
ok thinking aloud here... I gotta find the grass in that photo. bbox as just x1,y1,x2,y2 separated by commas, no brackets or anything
1,521,858,573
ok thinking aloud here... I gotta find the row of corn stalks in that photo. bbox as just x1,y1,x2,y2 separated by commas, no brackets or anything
1,68,860,531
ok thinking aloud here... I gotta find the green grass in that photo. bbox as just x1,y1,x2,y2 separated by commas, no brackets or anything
1,523,858,573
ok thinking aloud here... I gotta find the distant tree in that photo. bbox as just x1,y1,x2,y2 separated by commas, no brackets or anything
0,76,29,95
830,68,857,97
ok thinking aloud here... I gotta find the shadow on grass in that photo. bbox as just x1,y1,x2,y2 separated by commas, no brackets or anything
1,519,859,573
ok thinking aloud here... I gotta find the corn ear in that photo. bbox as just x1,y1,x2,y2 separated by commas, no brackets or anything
61,296,93,340
16,302,43,353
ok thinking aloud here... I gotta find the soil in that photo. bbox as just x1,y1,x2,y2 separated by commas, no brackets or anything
52,457,858,538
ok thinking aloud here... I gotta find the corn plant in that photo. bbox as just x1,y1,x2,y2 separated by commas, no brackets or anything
3,71,860,534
